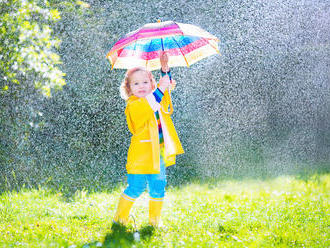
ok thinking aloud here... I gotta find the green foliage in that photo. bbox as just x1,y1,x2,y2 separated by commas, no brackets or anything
0,0,65,97
0,174,329,247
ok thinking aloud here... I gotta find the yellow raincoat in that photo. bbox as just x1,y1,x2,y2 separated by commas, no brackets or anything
125,90,184,174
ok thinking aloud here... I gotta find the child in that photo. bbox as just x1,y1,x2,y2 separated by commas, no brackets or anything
113,52,184,227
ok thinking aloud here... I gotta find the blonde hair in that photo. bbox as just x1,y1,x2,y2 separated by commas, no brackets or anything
120,67,157,100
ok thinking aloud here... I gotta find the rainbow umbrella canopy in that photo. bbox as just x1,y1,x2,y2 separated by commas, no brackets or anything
106,20,220,71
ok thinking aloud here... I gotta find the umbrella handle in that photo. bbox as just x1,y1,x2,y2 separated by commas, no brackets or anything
168,72,172,82
160,49,173,114
160,70,174,114
166,72,174,115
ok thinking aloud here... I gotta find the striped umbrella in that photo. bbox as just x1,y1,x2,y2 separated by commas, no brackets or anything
106,20,220,71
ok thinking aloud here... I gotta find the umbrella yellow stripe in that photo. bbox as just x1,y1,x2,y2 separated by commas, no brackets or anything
184,45,218,65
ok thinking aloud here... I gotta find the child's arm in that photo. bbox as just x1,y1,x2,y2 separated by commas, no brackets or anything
145,75,170,112
158,75,171,94
160,51,172,82
160,51,170,73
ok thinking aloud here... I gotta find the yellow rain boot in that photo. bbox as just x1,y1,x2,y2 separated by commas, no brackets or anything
113,193,135,225
149,197,164,227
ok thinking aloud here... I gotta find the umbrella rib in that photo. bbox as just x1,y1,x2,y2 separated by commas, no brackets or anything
145,38,154,69
204,37,220,54
171,36,190,67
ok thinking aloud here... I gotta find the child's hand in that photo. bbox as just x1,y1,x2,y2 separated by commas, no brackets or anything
160,51,169,72
159,75,170,93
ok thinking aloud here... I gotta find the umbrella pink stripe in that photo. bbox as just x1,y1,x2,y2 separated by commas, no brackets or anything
123,23,179,38
180,38,210,54
136,24,180,35
110,26,182,52
117,38,210,60
136,30,183,39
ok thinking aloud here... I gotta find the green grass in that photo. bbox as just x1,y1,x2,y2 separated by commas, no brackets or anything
0,174,329,248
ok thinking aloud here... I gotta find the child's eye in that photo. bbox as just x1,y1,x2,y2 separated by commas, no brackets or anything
144,81,148,84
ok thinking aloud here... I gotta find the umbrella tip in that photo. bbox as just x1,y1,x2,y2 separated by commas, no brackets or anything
157,19,161,23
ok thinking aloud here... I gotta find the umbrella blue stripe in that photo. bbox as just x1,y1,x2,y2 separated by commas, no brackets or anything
122,36,201,53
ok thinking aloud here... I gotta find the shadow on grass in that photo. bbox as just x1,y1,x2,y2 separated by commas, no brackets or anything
103,223,135,248
85,223,156,248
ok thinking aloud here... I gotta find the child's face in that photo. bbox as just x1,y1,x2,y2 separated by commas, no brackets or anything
129,70,153,98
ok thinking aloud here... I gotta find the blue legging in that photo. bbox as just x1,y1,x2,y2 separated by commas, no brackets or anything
124,159,167,199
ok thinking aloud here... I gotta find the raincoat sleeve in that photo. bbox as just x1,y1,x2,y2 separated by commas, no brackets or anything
145,88,164,111
125,98,154,134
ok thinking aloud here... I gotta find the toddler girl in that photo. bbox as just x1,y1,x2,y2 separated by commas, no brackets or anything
113,52,184,227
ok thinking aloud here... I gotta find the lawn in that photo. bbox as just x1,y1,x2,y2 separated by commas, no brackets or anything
0,174,329,247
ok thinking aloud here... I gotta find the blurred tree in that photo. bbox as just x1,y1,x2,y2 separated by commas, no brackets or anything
0,0,84,191
0,0,66,97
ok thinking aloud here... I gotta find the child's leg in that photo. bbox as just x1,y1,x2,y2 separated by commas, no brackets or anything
147,160,167,226
124,174,147,199
113,174,146,225
113,193,136,225
149,197,164,226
